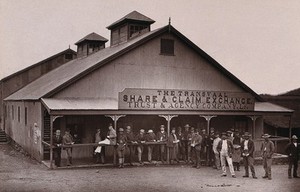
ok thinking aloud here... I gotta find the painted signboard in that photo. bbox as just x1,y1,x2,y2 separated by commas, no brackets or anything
119,88,255,111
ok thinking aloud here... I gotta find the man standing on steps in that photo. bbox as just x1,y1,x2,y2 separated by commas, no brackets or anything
241,132,257,179
261,133,274,180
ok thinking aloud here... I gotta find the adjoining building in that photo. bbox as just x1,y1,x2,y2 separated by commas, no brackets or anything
3,11,293,168
262,88,300,152
0,49,77,130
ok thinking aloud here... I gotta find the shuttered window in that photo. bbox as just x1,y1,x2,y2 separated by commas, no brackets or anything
160,39,174,55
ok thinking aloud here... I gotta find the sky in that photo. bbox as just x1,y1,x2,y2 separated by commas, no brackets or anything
0,0,299,95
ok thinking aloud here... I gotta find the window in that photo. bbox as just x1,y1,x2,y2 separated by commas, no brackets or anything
18,106,20,122
12,105,14,120
25,107,28,125
160,39,174,55
129,25,148,38
4,105,7,118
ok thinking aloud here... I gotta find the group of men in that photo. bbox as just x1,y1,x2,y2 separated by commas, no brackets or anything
52,124,300,180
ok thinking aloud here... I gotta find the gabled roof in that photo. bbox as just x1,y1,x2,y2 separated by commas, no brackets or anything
107,11,155,29
75,32,108,45
5,25,263,101
1,48,76,82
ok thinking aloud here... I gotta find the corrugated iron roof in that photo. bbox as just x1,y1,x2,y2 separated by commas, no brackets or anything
4,27,165,101
75,32,108,45
1,48,76,81
107,11,155,29
42,98,118,111
41,98,293,114
254,102,293,113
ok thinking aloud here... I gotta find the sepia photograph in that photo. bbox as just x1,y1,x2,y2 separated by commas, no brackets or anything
0,0,299,191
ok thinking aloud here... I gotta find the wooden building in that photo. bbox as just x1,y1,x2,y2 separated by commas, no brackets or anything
0,49,76,130
3,11,293,167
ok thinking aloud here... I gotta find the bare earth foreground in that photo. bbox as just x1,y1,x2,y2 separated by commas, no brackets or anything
0,144,299,192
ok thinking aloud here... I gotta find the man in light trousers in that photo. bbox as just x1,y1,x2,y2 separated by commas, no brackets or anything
217,132,236,177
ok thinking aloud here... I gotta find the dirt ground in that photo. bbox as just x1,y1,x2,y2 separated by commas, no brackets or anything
0,144,299,192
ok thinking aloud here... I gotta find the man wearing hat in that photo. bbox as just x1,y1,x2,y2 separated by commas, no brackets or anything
125,125,135,166
117,128,127,168
285,135,300,178
261,133,274,180
156,125,167,163
167,127,180,164
62,129,74,166
190,129,203,168
145,129,156,163
181,124,191,163
217,132,236,177
136,129,146,165
241,132,257,179
213,132,221,170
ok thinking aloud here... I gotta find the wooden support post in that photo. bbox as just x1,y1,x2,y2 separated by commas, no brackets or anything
49,116,54,169
200,115,216,134
247,116,258,140
288,115,292,139
49,115,63,169
105,115,126,165
159,115,178,163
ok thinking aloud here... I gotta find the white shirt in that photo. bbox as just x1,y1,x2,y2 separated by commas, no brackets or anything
221,140,228,154
213,137,221,153
244,140,249,150
294,142,297,147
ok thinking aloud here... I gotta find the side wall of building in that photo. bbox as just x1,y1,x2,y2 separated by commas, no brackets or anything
4,101,43,161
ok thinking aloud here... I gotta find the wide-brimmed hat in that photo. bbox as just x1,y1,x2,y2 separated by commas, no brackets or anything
221,132,227,136
227,130,233,134
119,128,124,132
184,124,190,128
160,125,165,128
148,129,153,133
243,132,251,137
292,135,298,140
262,133,271,138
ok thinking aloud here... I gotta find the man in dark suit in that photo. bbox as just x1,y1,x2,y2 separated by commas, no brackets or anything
261,133,274,180
285,135,300,179
191,129,202,169
167,127,180,164
156,125,167,163
241,132,257,179
53,129,62,167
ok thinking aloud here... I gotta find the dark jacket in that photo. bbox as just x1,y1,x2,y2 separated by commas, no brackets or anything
156,131,167,142
285,142,299,160
241,139,255,157
53,135,62,150
125,132,135,143
136,133,146,144
217,139,234,157
117,134,127,151
167,133,178,148
145,133,156,142
261,140,275,159
191,134,202,151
